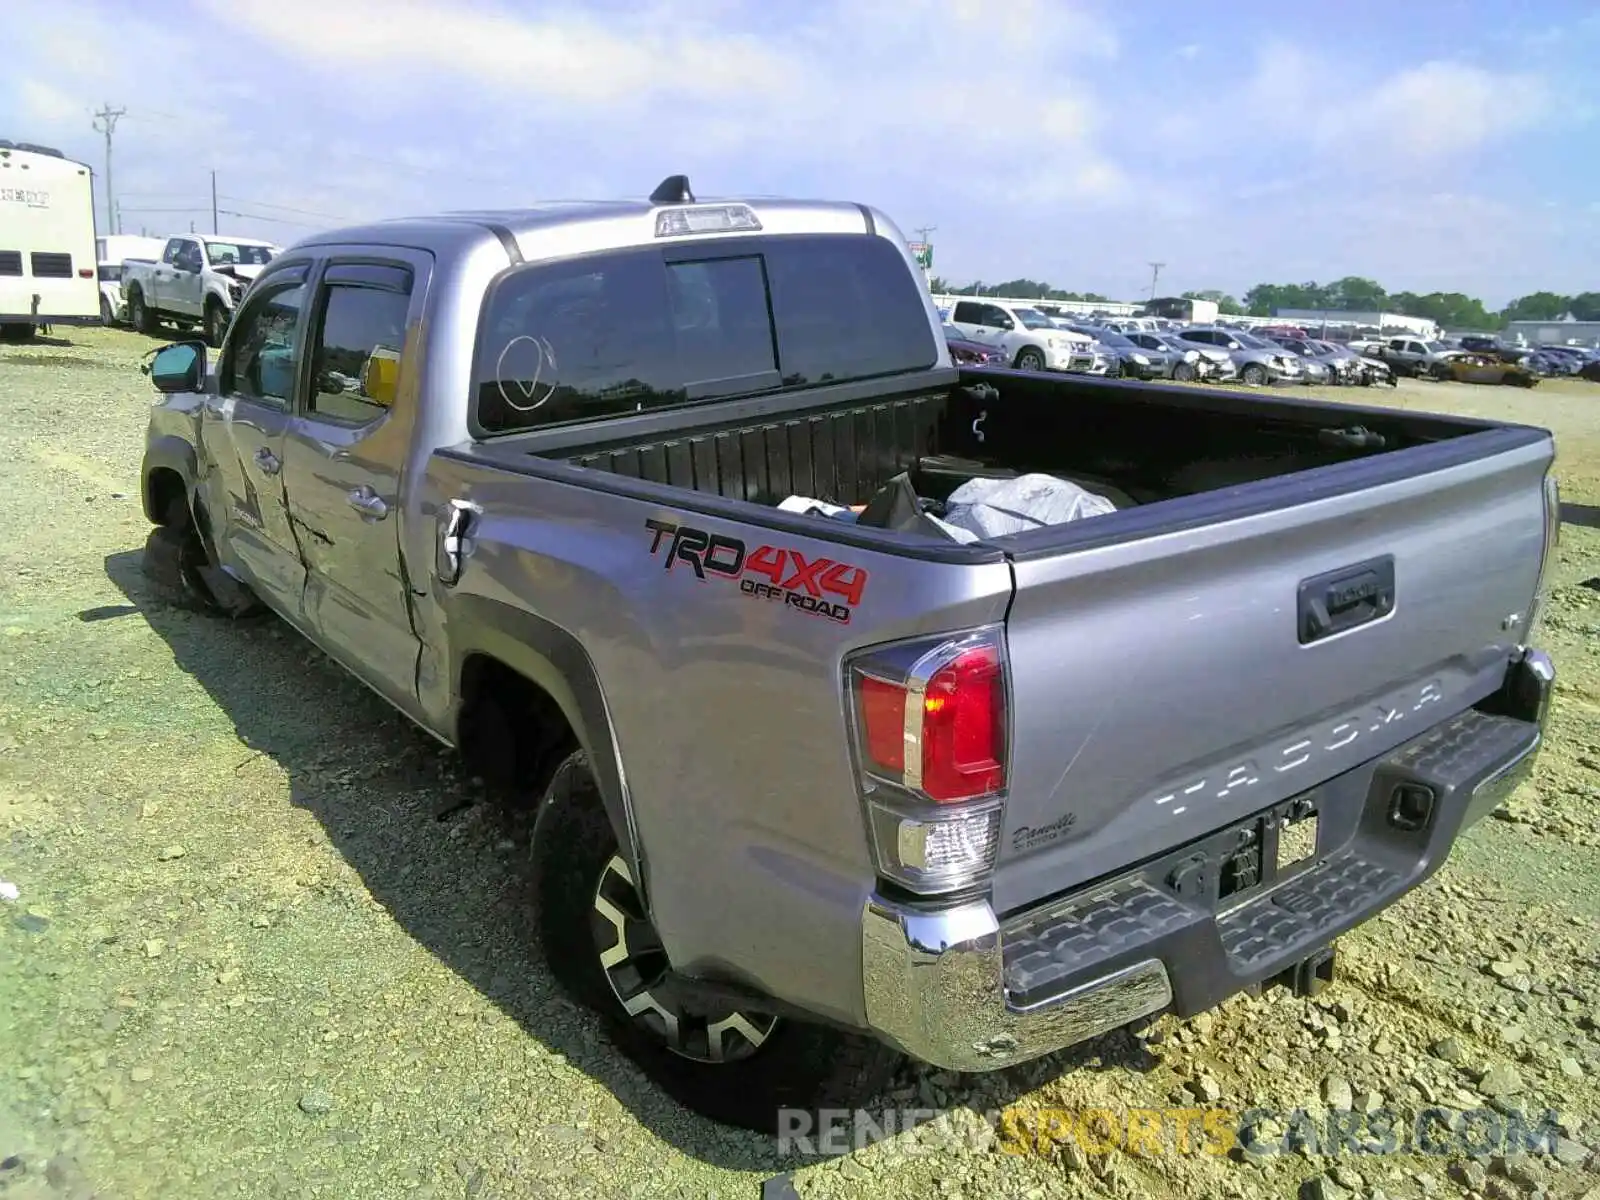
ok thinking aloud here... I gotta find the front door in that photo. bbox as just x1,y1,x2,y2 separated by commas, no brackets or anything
281,257,427,711
196,265,311,617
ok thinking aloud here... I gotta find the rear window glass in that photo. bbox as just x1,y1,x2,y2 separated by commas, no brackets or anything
473,234,938,435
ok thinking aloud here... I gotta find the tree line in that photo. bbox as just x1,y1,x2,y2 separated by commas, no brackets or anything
928,276,1600,331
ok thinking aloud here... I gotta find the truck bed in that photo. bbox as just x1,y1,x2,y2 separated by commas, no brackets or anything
464,369,1534,554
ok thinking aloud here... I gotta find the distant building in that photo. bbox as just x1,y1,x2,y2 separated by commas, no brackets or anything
929,293,1143,318
1502,318,1600,347
1271,309,1439,338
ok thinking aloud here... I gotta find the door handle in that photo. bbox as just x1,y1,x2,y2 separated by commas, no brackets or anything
253,447,281,475
347,487,389,520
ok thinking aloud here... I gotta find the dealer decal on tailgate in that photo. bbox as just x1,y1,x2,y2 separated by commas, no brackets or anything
644,518,868,624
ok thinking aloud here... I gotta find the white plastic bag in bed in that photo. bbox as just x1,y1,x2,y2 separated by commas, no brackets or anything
941,473,1116,539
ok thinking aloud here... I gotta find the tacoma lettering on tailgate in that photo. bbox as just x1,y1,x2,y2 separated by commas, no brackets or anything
1149,680,1445,816
644,518,868,624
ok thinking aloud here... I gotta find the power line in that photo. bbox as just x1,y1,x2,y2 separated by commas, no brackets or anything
119,205,328,229
218,194,355,222
92,103,127,235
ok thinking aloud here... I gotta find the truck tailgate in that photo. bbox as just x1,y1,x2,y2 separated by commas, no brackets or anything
992,431,1551,916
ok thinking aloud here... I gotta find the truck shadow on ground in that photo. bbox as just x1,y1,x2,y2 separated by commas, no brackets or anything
103,547,1158,1174
1561,502,1600,531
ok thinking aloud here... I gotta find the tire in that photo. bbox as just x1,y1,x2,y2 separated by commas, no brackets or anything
1172,362,1196,383
141,526,215,611
532,751,899,1133
203,300,227,349
0,324,36,344
100,295,115,325
1241,363,1268,386
129,289,159,336
141,497,266,618
1014,347,1046,372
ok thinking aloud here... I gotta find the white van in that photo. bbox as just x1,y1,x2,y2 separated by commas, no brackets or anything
0,139,100,341
97,234,167,325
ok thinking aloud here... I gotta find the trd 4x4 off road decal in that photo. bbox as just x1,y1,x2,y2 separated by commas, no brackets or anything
644,518,868,624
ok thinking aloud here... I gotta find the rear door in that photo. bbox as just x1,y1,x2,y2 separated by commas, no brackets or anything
989,434,1551,914
150,239,183,311
280,252,430,712
196,262,311,616
171,240,207,317
948,300,988,342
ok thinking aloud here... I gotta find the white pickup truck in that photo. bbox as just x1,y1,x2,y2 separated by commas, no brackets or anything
121,234,279,346
945,298,1099,373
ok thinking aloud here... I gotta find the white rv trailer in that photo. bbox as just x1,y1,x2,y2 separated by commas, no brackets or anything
0,138,100,340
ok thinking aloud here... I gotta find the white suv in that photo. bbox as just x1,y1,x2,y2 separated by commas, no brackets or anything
946,299,1096,373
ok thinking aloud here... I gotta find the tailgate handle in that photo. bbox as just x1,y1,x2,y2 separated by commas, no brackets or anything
1297,555,1395,645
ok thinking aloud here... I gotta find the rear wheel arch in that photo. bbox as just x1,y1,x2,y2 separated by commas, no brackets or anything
449,613,638,879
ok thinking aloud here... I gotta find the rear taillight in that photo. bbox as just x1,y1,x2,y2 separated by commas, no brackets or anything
846,627,1008,894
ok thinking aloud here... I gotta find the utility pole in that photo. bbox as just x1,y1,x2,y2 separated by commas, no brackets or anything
92,103,127,234
911,226,937,290
211,170,219,235
1146,261,1165,302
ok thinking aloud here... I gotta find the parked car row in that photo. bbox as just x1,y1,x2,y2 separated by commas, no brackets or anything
939,299,1396,387
1355,333,1600,385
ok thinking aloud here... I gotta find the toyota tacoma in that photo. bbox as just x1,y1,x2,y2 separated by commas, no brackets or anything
137,175,1560,1132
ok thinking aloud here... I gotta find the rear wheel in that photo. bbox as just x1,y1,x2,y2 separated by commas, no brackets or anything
100,295,115,325
129,289,159,336
1014,347,1046,372
532,751,899,1133
203,299,227,349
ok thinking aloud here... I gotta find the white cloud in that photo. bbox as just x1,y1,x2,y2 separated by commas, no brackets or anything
16,79,83,126
1235,45,1551,163
195,0,802,107
1323,61,1551,158
1176,43,1202,60
188,0,1126,211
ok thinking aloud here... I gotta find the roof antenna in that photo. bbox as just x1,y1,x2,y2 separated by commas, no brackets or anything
649,175,694,204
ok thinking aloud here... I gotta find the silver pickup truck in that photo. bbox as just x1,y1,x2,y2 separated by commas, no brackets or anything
137,176,1560,1133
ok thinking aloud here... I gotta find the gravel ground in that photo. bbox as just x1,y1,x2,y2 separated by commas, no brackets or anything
1,326,1598,1200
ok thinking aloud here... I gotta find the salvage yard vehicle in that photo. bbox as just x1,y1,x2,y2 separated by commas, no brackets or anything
121,233,279,347
137,175,1561,1133
1174,325,1302,385
1431,352,1540,388
940,323,1006,367
946,298,1096,373
96,234,167,325
1373,335,1451,377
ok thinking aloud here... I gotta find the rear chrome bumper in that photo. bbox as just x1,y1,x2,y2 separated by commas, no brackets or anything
859,648,1554,1073
862,896,1172,1072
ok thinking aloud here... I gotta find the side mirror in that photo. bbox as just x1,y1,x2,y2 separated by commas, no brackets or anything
143,341,206,393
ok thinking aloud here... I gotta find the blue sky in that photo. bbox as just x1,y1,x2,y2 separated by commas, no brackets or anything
3,0,1597,308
